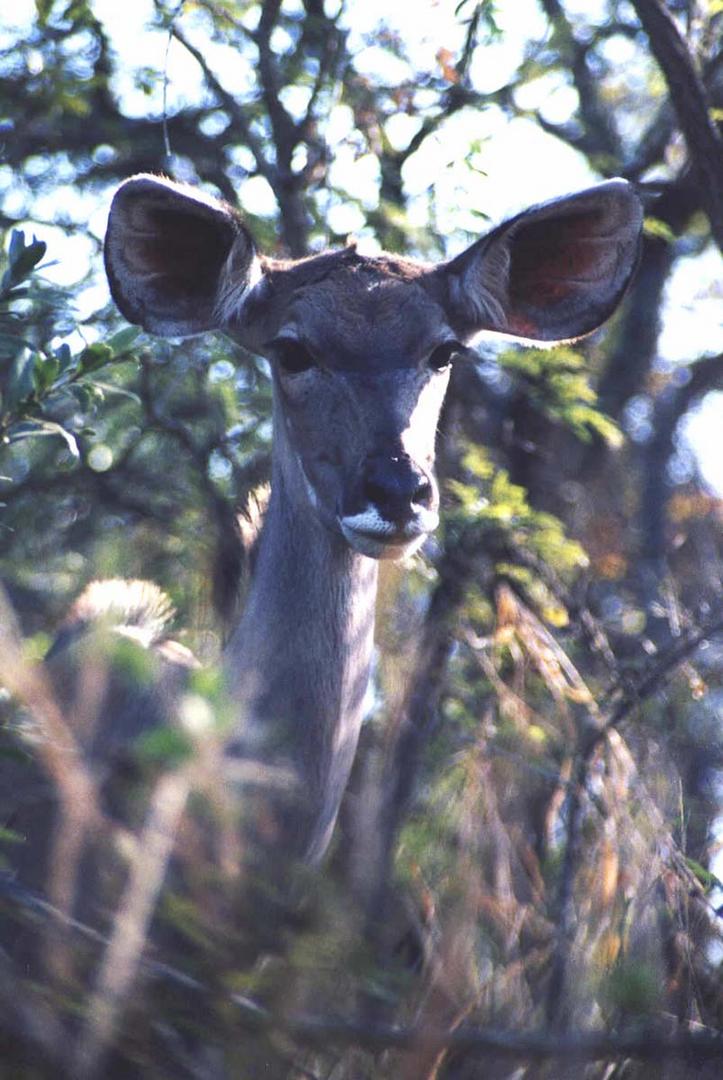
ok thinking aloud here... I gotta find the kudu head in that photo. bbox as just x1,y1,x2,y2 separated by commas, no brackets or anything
105,175,642,558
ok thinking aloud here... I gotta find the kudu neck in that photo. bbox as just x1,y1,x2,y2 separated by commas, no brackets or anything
224,412,379,861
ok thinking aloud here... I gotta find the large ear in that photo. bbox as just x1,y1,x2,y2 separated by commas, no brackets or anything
439,179,643,342
104,174,260,337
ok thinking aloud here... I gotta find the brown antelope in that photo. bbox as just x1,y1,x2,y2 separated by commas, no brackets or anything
103,174,643,863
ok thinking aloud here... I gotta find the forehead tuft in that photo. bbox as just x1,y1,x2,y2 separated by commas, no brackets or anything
244,247,449,369
291,252,442,363
264,246,429,289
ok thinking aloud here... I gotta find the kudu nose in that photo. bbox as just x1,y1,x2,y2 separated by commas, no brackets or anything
362,453,433,522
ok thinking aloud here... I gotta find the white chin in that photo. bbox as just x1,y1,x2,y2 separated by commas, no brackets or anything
341,527,427,561
339,507,438,561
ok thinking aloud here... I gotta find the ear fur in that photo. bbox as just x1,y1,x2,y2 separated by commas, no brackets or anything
440,179,643,343
104,174,259,337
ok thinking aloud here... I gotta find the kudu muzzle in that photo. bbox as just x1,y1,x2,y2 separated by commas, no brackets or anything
340,449,439,560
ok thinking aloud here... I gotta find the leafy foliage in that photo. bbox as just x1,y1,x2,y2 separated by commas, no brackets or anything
0,1,722,1077
498,345,624,446
0,230,141,459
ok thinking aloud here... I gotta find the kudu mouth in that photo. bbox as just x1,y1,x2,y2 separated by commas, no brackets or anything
339,507,439,560
339,451,439,560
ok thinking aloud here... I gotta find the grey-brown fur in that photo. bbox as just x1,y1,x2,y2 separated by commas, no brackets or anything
100,173,643,863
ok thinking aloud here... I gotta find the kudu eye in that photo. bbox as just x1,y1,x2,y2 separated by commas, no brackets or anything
273,337,316,375
427,340,467,371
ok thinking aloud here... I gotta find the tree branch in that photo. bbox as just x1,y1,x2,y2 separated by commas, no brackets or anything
230,998,723,1065
168,21,276,191
632,0,723,250
641,351,723,567
596,178,700,420
5,865,723,1070
251,0,312,254
539,0,623,163
255,0,296,154
547,601,723,1028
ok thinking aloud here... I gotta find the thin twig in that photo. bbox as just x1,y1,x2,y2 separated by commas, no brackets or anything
603,607,723,730
547,604,723,1027
632,0,723,250
255,0,296,153
539,0,622,161
71,769,191,1079
168,19,276,188
229,998,723,1064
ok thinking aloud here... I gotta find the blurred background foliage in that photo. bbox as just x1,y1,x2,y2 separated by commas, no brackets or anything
1,0,723,1076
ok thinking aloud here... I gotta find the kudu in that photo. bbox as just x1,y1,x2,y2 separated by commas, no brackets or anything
100,174,642,864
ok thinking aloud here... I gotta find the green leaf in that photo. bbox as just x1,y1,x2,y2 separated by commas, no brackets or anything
684,856,723,893
2,231,47,293
92,381,141,404
8,419,79,458
643,217,675,243
55,342,74,374
461,444,494,480
106,326,141,356
189,665,225,702
136,727,194,766
78,342,113,373
68,381,105,409
32,351,60,395
0,825,25,845
34,0,54,27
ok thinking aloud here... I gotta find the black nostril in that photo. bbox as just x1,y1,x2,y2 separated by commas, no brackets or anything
412,476,433,507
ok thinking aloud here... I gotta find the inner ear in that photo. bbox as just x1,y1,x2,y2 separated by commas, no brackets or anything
125,206,232,297
439,180,643,344
105,175,257,337
506,210,625,330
